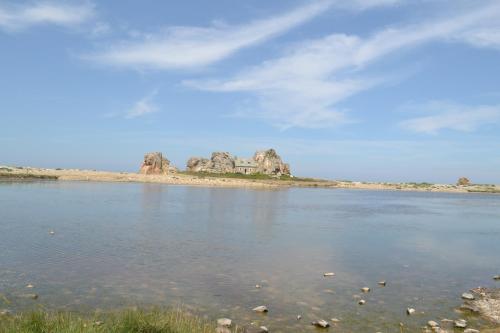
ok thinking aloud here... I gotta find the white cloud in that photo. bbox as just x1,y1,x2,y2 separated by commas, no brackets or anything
126,90,159,119
0,1,95,31
400,101,500,134
85,1,341,70
185,2,500,129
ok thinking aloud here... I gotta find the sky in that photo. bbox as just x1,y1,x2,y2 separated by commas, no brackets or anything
1,0,500,183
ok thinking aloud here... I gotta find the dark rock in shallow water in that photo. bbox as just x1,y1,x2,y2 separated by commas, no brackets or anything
461,287,500,324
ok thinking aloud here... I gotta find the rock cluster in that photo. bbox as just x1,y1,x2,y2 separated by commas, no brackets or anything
457,177,471,186
186,149,290,176
139,152,176,175
460,287,500,324
187,152,235,173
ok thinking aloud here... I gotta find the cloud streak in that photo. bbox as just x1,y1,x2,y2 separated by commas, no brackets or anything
400,101,500,134
85,1,337,70
126,90,159,119
0,1,95,32
185,2,500,129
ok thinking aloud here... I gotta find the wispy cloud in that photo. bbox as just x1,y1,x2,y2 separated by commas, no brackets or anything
85,1,337,70
126,90,159,119
0,1,95,32
400,101,500,134
185,2,500,129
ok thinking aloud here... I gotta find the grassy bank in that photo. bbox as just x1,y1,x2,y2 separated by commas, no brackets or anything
0,167,58,181
0,308,225,333
179,171,321,182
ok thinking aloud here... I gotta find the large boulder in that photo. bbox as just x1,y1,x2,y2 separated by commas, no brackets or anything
186,152,235,173
139,152,172,175
253,149,290,176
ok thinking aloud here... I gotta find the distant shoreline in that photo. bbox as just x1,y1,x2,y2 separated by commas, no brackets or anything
1,165,499,194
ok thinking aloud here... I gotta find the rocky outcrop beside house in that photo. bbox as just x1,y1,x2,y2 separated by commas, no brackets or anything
186,149,290,176
186,152,235,173
139,152,177,175
253,149,290,176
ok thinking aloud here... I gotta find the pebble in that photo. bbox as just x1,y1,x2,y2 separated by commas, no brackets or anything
49,230,55,235
428,320,439,328
296,315,302,320
358,299,366,305
361,287,370,293
26,284,34,289
217,318,232,328
255,284,261,289
406,308,416,315
331,318,340,323
461,293,474,300
454,319,467,328
463,329,479,333
259,326,269,333
323,272,335,277
493,275,500,280
252,305,268,313
378,281,387,286
311,319,330,328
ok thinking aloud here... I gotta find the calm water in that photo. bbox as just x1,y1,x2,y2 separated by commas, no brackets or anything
1,181,499,332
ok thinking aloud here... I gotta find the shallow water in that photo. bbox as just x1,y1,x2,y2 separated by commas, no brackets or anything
0,181,499,332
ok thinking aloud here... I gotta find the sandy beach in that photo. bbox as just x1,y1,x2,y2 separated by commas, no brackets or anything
1,165,498,194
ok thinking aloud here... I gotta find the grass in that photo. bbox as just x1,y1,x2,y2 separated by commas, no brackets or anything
179,171,324,183
0,173,58,180
0,308,228,333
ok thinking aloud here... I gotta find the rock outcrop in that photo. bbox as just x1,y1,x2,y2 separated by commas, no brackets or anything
140,152,176,175
457,177,471,186
186,152,235,173
460,287,500,324
186,149,290,176
253,149,290,176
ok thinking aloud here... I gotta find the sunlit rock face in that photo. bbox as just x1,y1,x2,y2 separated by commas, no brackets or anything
140,152,175,175
186,148,290,176
253,149,290,176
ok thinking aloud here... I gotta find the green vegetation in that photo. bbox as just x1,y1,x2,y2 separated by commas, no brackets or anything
0,173,58,180
404,182,434,188
0,308,225,333
179,171,321,182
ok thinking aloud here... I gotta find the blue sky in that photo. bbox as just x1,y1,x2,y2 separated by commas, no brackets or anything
1,0,500,183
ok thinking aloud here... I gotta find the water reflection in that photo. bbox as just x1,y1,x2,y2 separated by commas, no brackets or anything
0,182,499,332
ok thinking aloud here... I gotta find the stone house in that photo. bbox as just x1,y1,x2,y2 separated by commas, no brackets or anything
234,158,258,175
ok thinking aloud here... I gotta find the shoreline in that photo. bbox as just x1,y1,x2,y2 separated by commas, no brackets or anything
1,165,499,194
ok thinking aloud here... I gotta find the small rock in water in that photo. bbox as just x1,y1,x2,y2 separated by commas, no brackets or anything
358,299,366,305
49,230,55,235
0,309,12,316
493,275,500,280
255,284,261,289
454,319,467,328
463,329,479,333
406,308,416,315
259,326,269,333
217,318,232,328
311,320,330,328
462,292,474,300
378,281,387,286
296,315,302,320
361,287,370,293
24,293,38,300
323,272,335,277
26,284,34,289
427,320,439,328
252,305,268,313
331,318,340,323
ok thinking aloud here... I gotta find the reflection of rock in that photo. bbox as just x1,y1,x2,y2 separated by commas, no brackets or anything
140,152,176,175
460,287,500,324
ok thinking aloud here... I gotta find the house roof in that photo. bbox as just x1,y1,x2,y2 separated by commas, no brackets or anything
234,158,258,168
